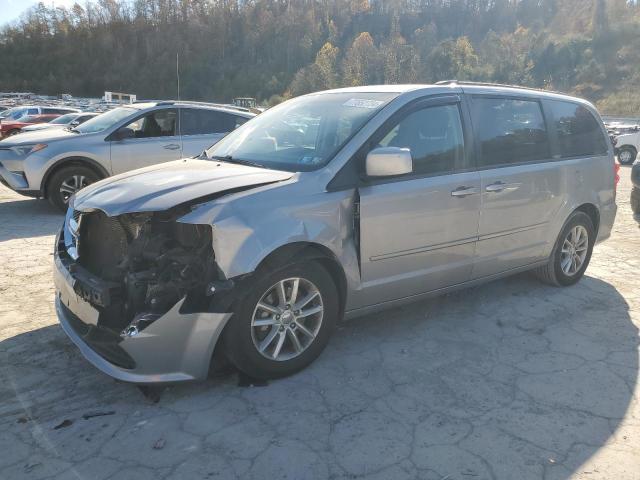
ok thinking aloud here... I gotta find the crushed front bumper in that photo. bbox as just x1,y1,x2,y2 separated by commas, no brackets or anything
53,229,232,383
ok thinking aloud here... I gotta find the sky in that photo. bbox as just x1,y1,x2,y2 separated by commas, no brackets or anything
0,0,77,26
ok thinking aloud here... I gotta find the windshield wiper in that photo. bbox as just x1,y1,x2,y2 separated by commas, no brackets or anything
210,155,264,168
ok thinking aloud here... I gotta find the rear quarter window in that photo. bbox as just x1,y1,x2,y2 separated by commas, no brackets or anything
471,97,550,168
180,109,237,135
546,100,608,158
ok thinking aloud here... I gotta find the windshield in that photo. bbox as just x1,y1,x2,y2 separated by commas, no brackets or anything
206,92,398,171
74,107,137,134
50,113,77,124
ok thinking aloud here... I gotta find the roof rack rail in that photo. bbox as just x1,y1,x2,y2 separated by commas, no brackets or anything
435,80,564,96
134,99,251,112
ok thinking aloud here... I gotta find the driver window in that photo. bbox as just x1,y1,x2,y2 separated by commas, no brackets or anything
378,104,464,176
122,109,177,139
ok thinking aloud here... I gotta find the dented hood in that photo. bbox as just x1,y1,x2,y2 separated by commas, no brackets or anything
73,159,293,216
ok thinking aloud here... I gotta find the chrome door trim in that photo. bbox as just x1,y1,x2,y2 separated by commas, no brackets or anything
477,221,548,241
370,236,478,262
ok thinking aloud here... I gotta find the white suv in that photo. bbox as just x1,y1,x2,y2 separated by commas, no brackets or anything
0,101,254,210
615,130,640,165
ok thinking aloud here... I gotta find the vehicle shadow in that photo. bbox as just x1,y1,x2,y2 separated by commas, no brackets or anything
0,273,636,479
0,196,62,242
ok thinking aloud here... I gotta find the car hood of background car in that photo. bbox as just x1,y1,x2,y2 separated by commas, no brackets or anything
0,127,78,145
73,159,294,216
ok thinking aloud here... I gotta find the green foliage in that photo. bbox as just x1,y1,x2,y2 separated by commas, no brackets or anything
0,0,639,114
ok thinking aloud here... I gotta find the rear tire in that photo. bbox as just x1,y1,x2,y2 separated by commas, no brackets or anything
223,261,338,380
47,165,100,212
618,146,637,165
534,211,595,287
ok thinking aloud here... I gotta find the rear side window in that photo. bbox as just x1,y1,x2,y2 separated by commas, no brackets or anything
547,101,608,158
43,108,73,114
180,109,238,135
471,97,549,167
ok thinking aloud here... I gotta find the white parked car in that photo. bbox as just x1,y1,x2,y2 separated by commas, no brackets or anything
0,101,254,210
615,131,640,165
20,112,99,132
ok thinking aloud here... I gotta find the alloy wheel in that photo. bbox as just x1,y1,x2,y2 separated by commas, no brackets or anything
59,175,89,203
619,150,633,164
251,277,324,361
560,225,589,276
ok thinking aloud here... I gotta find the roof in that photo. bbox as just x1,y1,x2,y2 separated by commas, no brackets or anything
311,81,593,107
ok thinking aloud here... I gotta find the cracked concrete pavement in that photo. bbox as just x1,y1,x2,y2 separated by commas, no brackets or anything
0,168,638,480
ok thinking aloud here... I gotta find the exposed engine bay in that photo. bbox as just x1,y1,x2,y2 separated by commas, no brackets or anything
72,209,220,333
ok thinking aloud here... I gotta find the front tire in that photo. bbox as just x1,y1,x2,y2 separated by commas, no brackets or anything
534,211,595,286
223,261,338,379
618,146,637,165
47,165,99,212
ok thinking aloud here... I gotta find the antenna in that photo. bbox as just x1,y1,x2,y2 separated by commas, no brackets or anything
176,52,181,101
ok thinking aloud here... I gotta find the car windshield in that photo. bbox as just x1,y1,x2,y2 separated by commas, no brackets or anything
50,113,77,124
206,92,398,171
73,107,137,134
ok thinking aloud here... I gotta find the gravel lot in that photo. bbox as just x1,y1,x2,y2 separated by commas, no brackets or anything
0,168,638,480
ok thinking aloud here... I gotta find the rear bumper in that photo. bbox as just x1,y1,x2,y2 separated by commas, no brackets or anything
53,230,232,383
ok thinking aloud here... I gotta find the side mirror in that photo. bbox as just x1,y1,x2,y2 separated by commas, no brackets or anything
365,147,413,177
69,120,80,127
113,127,135,141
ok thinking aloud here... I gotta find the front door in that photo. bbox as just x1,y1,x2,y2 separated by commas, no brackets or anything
356,98,481,308
110,108,181,174
469,96,564,278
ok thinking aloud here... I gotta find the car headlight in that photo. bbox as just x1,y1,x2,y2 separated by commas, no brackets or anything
10,143,47,156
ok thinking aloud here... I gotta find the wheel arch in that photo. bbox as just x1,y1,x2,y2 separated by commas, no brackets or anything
253,241,348,318
41,157,109,198
208,241,349,378
574,202,600,236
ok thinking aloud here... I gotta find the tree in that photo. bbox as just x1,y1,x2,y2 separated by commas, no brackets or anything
426,37,479,82
342,32,382,86
0,0,639,112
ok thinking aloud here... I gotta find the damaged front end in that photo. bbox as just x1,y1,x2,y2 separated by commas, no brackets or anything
55,206,234,382
76,209,220,331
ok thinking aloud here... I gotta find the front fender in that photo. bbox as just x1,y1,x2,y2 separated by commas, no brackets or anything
178,186,360,288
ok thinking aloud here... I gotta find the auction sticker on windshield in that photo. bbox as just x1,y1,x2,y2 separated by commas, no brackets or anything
343,98,385,109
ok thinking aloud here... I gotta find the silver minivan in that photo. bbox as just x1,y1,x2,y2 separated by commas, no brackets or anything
53,83,617,382
0,102,254,210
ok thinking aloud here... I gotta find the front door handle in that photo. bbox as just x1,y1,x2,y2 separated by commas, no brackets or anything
163,143,181,150
485,181,521,193
451,186,479,197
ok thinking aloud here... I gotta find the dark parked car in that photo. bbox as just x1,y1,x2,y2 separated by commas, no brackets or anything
632,159,640,222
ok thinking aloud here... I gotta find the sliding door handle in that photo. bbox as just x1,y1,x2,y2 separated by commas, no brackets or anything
485,181,521,193
451,186,479,197
163,143,181,150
